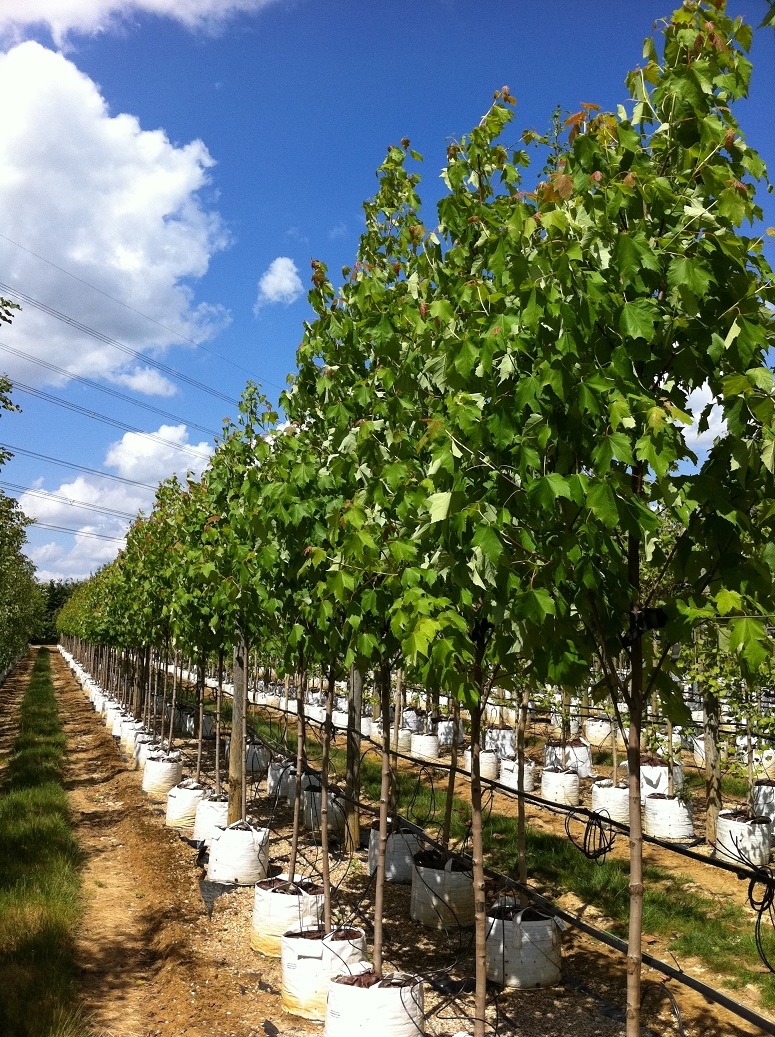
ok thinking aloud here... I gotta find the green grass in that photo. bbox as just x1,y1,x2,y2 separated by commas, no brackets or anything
0,649,90,1037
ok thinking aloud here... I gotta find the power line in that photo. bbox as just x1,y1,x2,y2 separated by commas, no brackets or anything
0,341,221,437
0,480,137,521
0,282,239,406
0,232,278,388
0,443,160,490
11,379,213,462
31,521,127,543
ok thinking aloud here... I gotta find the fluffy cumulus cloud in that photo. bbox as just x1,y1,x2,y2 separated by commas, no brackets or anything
22,423,212,580
254,257,304,312
0,42,229,394
0,0,280,44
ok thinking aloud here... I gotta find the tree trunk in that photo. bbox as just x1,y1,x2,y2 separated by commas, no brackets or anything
470,696,487,1037
288,671,307,880
345,665,363,852
228,636,247,825
625,523,645,1037
517,685,529,885
442,695,461,848
320,661,335,934
373,659,392,978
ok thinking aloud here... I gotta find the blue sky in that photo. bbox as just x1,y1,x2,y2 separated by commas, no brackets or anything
0,0,773,582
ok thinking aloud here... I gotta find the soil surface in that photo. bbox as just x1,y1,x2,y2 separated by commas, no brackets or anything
6,648,775,1037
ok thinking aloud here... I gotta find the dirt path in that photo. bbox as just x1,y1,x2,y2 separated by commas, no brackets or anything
27,649,772,1037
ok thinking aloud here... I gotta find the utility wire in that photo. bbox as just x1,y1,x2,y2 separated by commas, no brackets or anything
0,341,220,437
0,282,238,406
31,521,127,543
0,443,160,490
0,232,277,387
11,379,213,462
0,480,137,521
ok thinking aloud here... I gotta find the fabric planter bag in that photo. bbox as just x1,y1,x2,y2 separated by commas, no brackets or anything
302,790,347,838
207,821,269,884
141,751,183,799
540,769,579,807
251,879,325,957
485,897,561,988
192,793,229,847
267,758,294,799
367,821,421,884
165,779,206,829
281,926,367,1021
499,758,535,794
642,795,694,842
410,851,475,930
325,969,424,1037
410,733,439,761
716,810,771,868
590,780,629,825
463,748,500,781
485,726,517,759
753,781,775,838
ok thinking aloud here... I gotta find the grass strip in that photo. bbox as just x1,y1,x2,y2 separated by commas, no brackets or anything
0,649,88,1037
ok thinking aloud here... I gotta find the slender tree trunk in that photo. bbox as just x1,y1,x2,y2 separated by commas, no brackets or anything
373,659,392,978
517,685,529,885
288,671,307,880
625,522,645,1037
345,666,363,852
470,694,487,1037
214,647,224,792
442,695,461,848
228,636,247,825
320,661,335,933
195,647,205,783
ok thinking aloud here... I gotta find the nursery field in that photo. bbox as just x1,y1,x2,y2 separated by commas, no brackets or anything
2,648,775,1037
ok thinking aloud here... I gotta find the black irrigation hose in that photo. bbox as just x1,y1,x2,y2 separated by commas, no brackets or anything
564,808,618,863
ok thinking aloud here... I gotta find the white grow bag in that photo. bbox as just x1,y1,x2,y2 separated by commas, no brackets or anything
165,779,206,829
303,790,347,838
590,780,629,825
281,926,367,1021
367,823,421,884
251,880,325,957
463,748,500,781
410,855,475,929
207,821,269,884
192,794,229,847
716,810,771,868
411,733,439,761
753,782,775,838
540,769,579,807
325,970,425,1037
485,727,516,759
267,758,294,799
499,757,535,794
642,795,694,842
141,751,183,799
544,739,594,779
485,898,562,988
434,717,464,748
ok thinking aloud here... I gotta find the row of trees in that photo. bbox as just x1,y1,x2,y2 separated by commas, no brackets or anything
0,299,46,668
57,5,775,1034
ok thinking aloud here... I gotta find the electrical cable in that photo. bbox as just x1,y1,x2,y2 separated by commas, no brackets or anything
0,282,238,405
11,380,212,461
0,341,221,437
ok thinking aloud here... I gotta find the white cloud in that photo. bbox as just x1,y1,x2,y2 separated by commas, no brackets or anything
0,0,281,45
22,423,213,579
254,257,304,312
685,383,726,453
0,42,230,394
